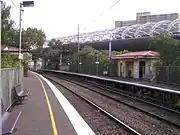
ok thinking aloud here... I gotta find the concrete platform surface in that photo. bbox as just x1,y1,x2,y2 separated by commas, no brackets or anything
12,72,95,135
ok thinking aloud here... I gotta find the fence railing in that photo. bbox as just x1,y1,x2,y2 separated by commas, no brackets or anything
156,66,180,86
0,68,23,111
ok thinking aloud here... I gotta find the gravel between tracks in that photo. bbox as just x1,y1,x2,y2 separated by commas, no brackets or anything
50,80,134,135
71,79,180,126
43,74,180,135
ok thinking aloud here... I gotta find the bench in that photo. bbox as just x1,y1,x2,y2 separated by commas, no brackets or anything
1,99,21,135
14,84,29,103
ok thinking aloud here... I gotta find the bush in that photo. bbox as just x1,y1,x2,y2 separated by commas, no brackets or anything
1,53,19,68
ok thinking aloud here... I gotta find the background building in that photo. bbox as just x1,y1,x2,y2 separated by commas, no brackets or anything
43,40,50,48
115,12,179,28
112,51,160,80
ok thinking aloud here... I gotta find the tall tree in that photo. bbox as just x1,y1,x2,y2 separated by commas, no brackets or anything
21,28,46,50
150,33,180,85
68,46,128,74
150,33,180,66
1,1,17,46
1,2,46,49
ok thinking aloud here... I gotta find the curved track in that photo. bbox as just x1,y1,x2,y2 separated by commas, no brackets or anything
41,73,180,135
44,74,141,135
64,76,180,128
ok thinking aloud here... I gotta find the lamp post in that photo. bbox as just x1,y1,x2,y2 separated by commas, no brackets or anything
95,53,99,76
79,56,82,73
77,24,80,72
18,1,34,83
108,40,112,76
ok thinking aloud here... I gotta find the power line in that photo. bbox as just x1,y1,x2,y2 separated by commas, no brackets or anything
92,0,121,22
9,0,18,9
36,0,44,3
80,0,121,32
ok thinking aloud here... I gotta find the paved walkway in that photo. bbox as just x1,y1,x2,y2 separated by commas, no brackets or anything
13,72,95,135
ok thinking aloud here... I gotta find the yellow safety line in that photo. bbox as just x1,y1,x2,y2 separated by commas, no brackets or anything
35,75,58,135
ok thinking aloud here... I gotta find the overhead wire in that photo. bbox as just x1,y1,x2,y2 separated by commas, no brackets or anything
9,0,18,9
81,0,121,33
92,0,121,23
36,0,44,4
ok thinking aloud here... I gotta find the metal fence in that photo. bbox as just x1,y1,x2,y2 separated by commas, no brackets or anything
68,60,118,76
156,66,180,86
0,68,23,111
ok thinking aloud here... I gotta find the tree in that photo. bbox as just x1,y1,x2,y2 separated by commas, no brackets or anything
150,33,180,66
1,53,19,68
1,1,47,72
22,28,46,50
150,33,180,85
1,1,46,50
1,1,17,46
68,46,128,75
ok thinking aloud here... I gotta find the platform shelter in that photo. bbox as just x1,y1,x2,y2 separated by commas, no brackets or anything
112,51,160,79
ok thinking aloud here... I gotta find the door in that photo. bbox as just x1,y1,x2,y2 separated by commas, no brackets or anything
139,61,145,78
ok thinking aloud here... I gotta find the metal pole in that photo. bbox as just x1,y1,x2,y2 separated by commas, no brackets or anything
79,56,81,73
18,3,23,83
0,0,2,100
97,63,98,76
108,41,112,76
96,53,99,76
77,24,80,72
59,53,62,70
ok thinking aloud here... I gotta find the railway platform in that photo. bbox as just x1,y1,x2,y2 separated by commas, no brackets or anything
104,76,180,91
12,72,95,135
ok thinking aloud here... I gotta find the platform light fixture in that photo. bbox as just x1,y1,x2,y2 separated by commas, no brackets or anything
22,1,34,7
18,1,34,83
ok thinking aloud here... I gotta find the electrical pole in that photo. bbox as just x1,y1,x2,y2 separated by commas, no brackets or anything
96,53,99,76
18,1,34,83
77,24,80,72
0,0,2,69
79,56,82,73
59,53,62,70
18,3,23,83
108,40,112,76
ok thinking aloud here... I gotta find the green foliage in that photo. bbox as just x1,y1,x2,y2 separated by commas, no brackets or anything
48,38,62,46
1,53,19,68
68,46,128,74
150,33,180,66
112,50,129,55
22,28,46,50
150,33,180,85
1,2,17,46
1,1,46,50
1,1,46,71
38,42,129,72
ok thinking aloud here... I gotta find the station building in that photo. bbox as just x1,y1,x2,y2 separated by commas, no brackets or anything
1,45,28,54
112,51,160,79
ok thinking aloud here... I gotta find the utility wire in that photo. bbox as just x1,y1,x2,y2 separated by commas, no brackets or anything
36,0,44,3
92,0,121,22
81,0,121,33
9,0,18,9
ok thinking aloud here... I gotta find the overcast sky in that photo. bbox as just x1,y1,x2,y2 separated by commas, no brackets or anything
6,0,180,40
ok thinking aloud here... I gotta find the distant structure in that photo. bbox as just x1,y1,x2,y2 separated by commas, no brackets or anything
43,40,50,48
115,12,179,28
112,50,160,79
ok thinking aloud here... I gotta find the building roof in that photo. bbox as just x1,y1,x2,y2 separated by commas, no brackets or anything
1,45,27,52
112,51,159,59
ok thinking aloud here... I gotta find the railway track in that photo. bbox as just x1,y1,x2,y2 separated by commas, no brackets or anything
45,74,141,135
42,73,180,135
62,76,180,128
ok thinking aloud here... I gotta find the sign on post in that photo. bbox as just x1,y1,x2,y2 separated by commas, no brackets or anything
19,53,23,60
